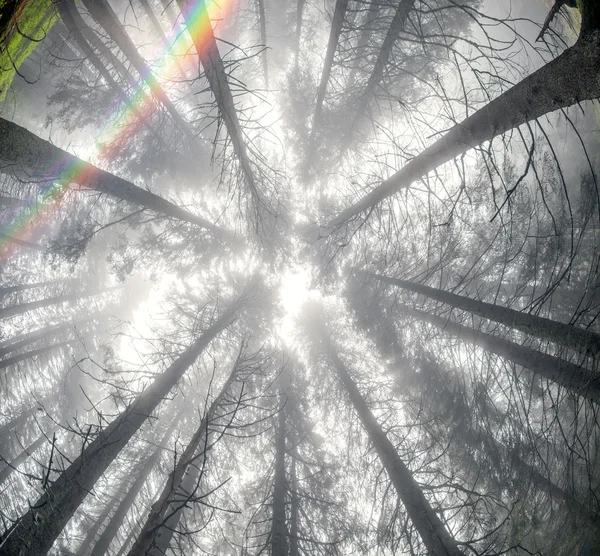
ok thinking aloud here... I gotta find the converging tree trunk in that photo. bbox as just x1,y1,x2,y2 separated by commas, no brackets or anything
0,118,227,235
397,303,600,402
330,24,600,226
0,299,239,556
366,271,600,357
0,432,48,486
319,330,464,556
127,356,240,556
0,289,96,320
75,495,120,556
0,340,73,370
271,393,288,556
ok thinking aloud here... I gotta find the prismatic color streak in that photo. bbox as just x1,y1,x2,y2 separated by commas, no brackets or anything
0,0,233,260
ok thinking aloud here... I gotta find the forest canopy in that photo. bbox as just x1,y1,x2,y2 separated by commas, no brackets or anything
0,0,599,555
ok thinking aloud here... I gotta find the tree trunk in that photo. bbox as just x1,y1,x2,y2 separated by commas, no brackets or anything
0,232,45,252
0,316,92,357
330,30,600,227
340,0,415,156
322,334,464,556
0,407,35,441
271,394,288,556
294,0,305,71
90,425,175,556
81,0,194,140
346,0,381,91
398,303,600,402
0,118,227,235
0,290,95,320
257,0,268,87
367,271,600,357
127,358,240,556
0,433,48,486
0,280,60,299
0,340,73,371
288,456,300,556
309,0,349,144
75,496,119,556
0,300,238,556
175,0,263,213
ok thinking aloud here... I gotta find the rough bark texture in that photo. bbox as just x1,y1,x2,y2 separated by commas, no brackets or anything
368,271,600,356
80,0,194,139
399,304,600,402
271,395,288,556
323,335,464,556
331,31,600,226
0,118,225,235
0,303,237,556
127,361,238,556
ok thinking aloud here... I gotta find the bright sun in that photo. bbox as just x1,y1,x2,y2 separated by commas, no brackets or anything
276,263,316,345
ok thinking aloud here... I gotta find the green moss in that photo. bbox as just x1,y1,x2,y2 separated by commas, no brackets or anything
0,0,57,101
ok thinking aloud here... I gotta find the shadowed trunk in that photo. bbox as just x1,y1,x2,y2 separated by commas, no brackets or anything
0,433,48,486
90,425,175,556
81,0,194,140
367,271,600,357
321,332,464,556
0,299,239,556
289,456,300,556
310,0,349,144
127,359,240,556
0,118,227,235
0,407,36,441
0,280,60,299
0,340,73,370
294,0,305,70
330,29,600,226
398,303,600,402
75,496,120,556
0,289,96,320
271,394,288,556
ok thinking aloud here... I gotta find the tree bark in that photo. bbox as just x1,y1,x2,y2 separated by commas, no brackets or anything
271,394,288,556
0,300,238,556
0,433,47,486
367,271,600,357
80,0,194,140
175,0,263,213
322,333,464,556
127,357,239,556
309,0,350,144
0,290,95,320
288,456,300,556
0,340,73,370
330,30,600,227
0,118,227,236
398,303,600,402
90,425,175,556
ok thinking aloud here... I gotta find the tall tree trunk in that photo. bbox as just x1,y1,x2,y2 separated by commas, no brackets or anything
0,280,60,299
0,407,36,441
256,0,268,87
0,300,238,556
288,455,300,556
340,0,415,153
346,0,381,91
0,290,95,320
90,424,175,556
309,0,350,144
321,332,464,556
271,393,288,556
0,340,73,371
0,433,48,486
127,358,240,556
0,316,92,357
75,496,120,556
81,0,194,140
0,118,226,235
330,29,600,227
398,303,600,402
367,271,600,357
175,0,263,214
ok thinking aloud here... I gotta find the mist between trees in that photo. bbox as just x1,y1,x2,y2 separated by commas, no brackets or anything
0,0,599,555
